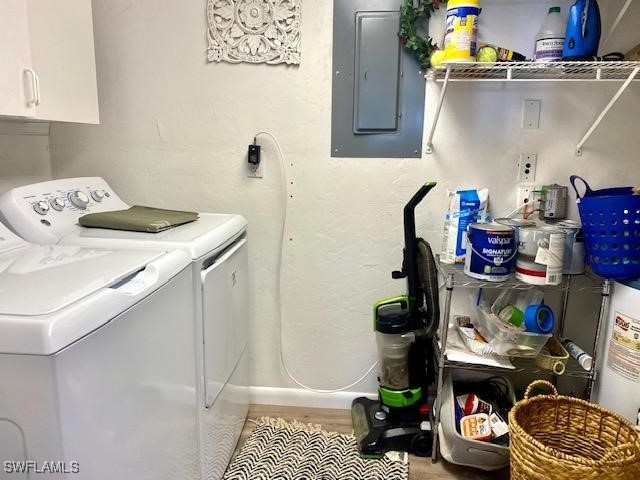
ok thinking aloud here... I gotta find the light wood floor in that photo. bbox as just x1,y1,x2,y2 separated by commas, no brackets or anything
232,405,509,480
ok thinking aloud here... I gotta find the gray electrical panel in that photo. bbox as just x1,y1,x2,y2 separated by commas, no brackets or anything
331,0,426,158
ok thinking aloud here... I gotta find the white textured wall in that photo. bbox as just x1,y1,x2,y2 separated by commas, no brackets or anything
49,0,640,396
0,133,51,194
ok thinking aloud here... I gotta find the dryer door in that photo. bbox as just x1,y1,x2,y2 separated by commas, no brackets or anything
201,238,248,408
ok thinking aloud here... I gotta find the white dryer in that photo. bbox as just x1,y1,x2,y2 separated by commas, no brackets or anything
0,178,249,480
0,221,199,479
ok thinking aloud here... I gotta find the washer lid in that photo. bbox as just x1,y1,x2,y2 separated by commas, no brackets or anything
68,213,247,259
0,244,165,316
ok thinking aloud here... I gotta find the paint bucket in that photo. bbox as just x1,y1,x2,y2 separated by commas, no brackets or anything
516,226,566,285
443,0,480,63
464,223,516,281
495,218,535,260
515,257,548,286
551,220,585,275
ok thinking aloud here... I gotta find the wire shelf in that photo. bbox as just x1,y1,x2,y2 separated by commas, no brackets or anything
443,357,594,379
436,256,604,292
433,340,594,379
428,61,640,82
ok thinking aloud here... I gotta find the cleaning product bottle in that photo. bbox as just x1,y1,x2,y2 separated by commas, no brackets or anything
562,339,593,371
443,0,481,63
534,7,565,62
563,0,601,59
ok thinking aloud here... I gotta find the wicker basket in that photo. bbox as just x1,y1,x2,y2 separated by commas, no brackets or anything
509,380,640,480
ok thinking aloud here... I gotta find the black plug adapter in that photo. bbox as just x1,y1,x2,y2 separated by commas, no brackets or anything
248,144,261,167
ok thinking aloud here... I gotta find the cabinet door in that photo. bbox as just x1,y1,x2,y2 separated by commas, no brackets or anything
26,0,99,123
0,0,37,118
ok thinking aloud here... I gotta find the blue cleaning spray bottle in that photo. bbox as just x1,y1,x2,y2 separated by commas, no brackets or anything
563,0,601,59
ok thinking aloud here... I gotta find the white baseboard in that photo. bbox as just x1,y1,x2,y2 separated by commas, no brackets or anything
249,386,377,410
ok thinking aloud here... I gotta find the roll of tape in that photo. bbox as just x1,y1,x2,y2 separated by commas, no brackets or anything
524,304,555,334
498,305,524,327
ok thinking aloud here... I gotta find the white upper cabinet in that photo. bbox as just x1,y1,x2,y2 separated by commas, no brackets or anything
0,0,37,118
26,0,99,124
0,0,99,124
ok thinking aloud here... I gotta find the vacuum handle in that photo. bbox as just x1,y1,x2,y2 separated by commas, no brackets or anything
404,182,437,216
403,182,437,244
403,181,437,305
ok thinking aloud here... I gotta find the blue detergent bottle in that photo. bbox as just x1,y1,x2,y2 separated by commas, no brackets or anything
563,0,601,59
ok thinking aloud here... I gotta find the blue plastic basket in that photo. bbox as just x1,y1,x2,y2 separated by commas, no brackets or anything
570,175,640,279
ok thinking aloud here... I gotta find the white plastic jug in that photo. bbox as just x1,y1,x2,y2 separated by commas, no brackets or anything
534,6,566,62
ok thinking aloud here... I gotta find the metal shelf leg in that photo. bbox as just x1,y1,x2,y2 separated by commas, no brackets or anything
552,277,572,388
576,67,640,156
431,274,454,463
587,279,611,399
557,276,572,338
425,67,451,154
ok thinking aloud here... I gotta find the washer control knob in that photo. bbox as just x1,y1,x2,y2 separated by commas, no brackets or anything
68,190,90,209
374,411,387,421
33,201,50,215
50,197,65,211
91,190,104,202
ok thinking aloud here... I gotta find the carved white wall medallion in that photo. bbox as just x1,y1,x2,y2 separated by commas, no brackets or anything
207,0,301,65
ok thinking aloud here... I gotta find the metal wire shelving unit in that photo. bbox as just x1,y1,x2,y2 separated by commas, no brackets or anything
424,61,640,156
430,258,611,463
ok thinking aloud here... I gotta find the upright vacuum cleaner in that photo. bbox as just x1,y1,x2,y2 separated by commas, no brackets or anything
351,182,440,458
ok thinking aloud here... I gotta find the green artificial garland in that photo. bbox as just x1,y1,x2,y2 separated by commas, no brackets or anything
399,0,441,69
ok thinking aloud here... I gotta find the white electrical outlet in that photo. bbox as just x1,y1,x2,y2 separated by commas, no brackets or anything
518,153,537,183
522,99,541,129
248,161,264,178
517,185,534,208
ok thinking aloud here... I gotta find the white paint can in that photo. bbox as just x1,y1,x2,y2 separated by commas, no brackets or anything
495,218,535,260
514,257,547,286
516,226,566,285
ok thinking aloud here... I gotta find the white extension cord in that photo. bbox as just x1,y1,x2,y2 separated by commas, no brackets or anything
254,131,377,393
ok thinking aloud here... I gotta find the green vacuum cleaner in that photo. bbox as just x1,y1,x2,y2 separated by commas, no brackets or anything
352,181,440,458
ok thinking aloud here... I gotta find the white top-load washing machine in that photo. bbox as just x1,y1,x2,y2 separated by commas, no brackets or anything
0,177,249,480
0,220,199,479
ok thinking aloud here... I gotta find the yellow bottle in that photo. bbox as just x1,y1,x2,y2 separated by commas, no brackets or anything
443,0,481,63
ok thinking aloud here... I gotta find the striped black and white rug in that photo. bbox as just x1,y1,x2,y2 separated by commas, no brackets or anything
223,417,409,480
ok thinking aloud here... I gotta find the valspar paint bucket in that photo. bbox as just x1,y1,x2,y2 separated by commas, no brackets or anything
516,226,566,285
464,223,516,281
444,0,481,63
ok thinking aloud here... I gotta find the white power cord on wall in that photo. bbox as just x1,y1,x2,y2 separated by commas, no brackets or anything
254,131,377,393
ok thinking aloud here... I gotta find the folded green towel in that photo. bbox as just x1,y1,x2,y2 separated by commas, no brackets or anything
79,205,199,233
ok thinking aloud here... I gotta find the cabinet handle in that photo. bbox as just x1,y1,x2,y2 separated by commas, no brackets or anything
33,71,41,106
23,68,39,106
